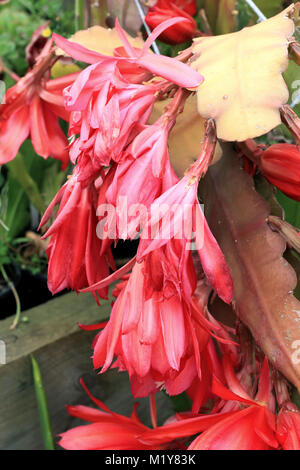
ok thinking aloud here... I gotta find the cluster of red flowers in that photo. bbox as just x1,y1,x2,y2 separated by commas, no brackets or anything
2,7,300,451
59,360,300,450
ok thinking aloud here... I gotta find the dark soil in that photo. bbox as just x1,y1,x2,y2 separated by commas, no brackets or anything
0,269,64,321
0,239,138,320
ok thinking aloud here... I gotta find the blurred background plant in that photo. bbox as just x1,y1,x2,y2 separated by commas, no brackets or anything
0,0,74,78
0,0,75,323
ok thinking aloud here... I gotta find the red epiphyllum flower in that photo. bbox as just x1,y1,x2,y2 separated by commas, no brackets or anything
0,41,78,167
39,169,113,302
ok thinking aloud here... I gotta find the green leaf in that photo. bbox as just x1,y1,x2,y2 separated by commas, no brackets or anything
215,0,237,35
1,173,30,241
255,175,284,218
169,392,192,413
237,0,283,30
31,355,55,450
255,0,283,18
284,61,300,115
277,190,300,229
7,152,46,215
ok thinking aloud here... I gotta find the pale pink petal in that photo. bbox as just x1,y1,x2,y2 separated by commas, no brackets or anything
160,297,186,371
53,33,106,64
137,52,203,89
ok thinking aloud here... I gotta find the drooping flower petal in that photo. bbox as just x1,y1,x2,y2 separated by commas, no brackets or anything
0,106,30,163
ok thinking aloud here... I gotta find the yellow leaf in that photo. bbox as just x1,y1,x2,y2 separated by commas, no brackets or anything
56,26,145,57
191,5,295,142
51,60,81,79
149,95,222,177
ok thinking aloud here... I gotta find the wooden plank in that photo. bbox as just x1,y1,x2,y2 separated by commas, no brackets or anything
0,291,110,364
0,292,173,450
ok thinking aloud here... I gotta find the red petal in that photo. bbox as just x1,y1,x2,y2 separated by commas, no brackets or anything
140,411,237,445
59,422,148,450
212,375,256,406
42,103,69,169
195,203,234,304
29,95,50,158
160,297,186,371
0,106,29,163
80,256,136,293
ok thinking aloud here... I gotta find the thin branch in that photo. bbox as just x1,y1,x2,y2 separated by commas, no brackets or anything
0,57,20,82
244,0,267,22
0,264,22,330
133,0,160,54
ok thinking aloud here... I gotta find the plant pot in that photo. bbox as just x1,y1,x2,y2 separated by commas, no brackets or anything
0,267,65,320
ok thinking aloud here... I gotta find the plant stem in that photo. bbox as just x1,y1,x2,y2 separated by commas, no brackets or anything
0,264,21,330
244,0,267,22
31,355,55,450
133,0,160,54
149,393,157,428
0,56,20,82
7,154,46,214
90,0,108,26
75,0,85,30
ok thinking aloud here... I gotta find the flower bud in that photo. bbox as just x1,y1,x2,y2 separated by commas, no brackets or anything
146,3,197,45
259,144,300,201
154,0,197,16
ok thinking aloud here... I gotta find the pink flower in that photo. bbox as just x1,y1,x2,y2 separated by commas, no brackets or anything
0,41,78,167
82,241,233,398
53,18,203,90
39,170,113,302
68,77,157,172
52,19,203,181
105,116,178,240
137,121,233,304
